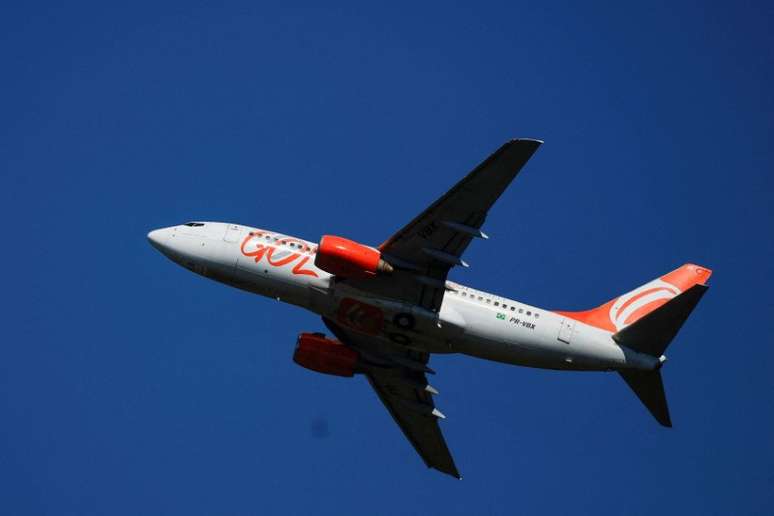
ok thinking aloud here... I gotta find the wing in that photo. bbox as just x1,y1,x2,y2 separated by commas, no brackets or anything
343,138,542,312
323,317,460,479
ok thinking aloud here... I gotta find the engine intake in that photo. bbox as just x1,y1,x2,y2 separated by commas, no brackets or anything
314,235,393,279
293,333,359,377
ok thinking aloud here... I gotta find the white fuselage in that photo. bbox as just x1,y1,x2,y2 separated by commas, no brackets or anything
147,222,659,373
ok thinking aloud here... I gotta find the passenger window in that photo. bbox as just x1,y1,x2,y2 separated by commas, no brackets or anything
511,306,516,311
519,308,524,314
494,302,499,307
526,311,531,316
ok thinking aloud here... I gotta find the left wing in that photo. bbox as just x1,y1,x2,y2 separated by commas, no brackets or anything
323,317,460,478
342,138,542,312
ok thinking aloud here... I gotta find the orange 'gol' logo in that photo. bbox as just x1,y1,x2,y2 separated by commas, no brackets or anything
240,232,319,277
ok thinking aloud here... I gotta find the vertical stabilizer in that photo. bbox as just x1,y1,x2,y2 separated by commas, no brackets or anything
557,264,712,333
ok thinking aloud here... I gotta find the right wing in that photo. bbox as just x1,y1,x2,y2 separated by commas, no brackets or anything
323,317,460,479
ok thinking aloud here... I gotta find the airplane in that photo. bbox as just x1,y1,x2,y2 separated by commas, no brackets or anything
147,139,711,479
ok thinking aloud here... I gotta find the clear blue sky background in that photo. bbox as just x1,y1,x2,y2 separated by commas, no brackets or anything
2,2,773,515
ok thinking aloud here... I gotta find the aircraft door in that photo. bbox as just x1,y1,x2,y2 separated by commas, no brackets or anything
223,224,243,243
558,318,575,344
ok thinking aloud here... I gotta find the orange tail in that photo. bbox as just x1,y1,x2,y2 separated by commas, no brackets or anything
557,264,712,333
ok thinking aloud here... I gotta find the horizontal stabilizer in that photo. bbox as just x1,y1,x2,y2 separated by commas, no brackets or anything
619,370,671,427
613,283,708,357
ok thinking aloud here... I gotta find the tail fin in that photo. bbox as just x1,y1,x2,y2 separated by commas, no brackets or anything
619,370,672,427
557,263,712,333
613,277,710,427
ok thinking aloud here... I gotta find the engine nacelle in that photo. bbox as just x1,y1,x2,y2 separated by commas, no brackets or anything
293,332,359,377
314,235,393,279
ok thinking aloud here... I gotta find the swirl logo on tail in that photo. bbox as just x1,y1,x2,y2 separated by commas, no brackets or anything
608,280,680,331
554,264,711,333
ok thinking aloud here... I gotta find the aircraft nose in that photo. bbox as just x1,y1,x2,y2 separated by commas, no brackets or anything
147,228,169,251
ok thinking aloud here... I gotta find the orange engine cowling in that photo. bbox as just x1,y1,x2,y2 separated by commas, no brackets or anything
314,235,393,279
293,333,359,377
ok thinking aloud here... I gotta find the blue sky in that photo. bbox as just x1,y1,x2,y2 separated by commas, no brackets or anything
1,1,773,514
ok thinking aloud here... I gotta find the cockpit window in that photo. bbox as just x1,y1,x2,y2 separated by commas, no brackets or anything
183,222,205,227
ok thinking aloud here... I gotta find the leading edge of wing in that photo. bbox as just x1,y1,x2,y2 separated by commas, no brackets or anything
378,137,543,252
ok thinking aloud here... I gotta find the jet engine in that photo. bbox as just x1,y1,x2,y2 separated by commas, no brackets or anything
293,332,359,377
314,235,393,279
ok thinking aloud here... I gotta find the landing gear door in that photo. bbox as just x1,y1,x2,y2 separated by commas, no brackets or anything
558,318,575,344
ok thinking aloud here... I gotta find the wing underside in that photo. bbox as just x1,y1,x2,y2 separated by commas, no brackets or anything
323,317,460,478
342,138,542,312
